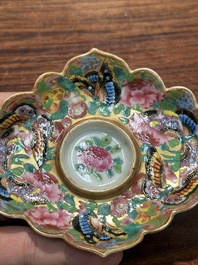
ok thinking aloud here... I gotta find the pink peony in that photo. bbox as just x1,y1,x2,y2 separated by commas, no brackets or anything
78,146,113,172
120,79,164,109
25,207,73,230
22,170,63,203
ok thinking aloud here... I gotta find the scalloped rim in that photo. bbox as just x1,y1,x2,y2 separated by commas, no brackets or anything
0,48,198,257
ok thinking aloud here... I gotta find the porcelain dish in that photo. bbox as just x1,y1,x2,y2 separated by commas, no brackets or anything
0,49,197,256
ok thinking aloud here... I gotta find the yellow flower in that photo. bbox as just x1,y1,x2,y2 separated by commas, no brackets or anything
40,87,65,113
134,201,161,225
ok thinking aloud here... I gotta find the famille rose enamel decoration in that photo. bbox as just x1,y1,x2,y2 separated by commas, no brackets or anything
0,49,198,256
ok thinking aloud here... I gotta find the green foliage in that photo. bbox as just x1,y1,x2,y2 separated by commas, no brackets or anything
100,135,112,147
51,100,69,120
36,80,50,93
12,167,24,176
24,163,36,173
97,203,110,216
57,76,77,92
41,163,53,172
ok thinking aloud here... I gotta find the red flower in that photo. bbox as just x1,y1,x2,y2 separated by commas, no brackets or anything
78,146,113,172
110,197,129,218
68,101,88,119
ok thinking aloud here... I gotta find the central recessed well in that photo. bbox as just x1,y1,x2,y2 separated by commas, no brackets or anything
57,119,139,199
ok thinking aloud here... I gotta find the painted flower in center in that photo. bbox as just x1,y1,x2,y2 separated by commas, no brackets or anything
78,146,113,172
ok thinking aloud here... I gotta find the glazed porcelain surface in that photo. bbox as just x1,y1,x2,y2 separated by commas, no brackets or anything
0,49,198,256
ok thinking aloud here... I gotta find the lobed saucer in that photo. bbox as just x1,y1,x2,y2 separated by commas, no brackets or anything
0,49,197,256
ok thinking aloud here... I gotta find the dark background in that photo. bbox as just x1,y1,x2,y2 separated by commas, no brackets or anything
0,1,198,264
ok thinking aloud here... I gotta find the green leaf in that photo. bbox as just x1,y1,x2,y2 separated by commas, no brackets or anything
105,146,112,152
169,138,180,148
126,73,134,82
132,104,143,112
124,223,142,236
57,201,77,212
85,140,94,146
24,116,38,129
128,208,138,219
110,144,121,154
85,201,98,211
12,159,23,166
113,164,122,173
51,100,69,120
114,67,126,80
69,66,83,76
119,117,129,124
113,157,124,165
74,145,84,152
36,80,51,93
13,154,30,160
112,216,123,228
60,184,67,193
159,99,177,112
0,170,12,179
75,163,85,172
132,197,148,206
9,200,26,211
97,203,110,216
65,194,75,206
88,101,99,115
24,163,36,173
170,163,180,172
113,104,124,114
91,137,101,146
14,141,25,153
100,135,112,147
122,107,131,117
57,76,77,92
47,203,57,212
99,106,111,117
93,171,103,181
156,82,163,89
106,169,114,178
41,163,53,172
43,97,53,109
170,90,181,100
140,71,147,80
12,167,24,176
147,75,156,82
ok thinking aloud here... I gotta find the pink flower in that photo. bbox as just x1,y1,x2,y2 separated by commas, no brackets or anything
78,146,113,172
25,207,73,230
68,101,88,119
120,79,164,109
110,197,128,217
22,171,63,203
129,112,169,146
